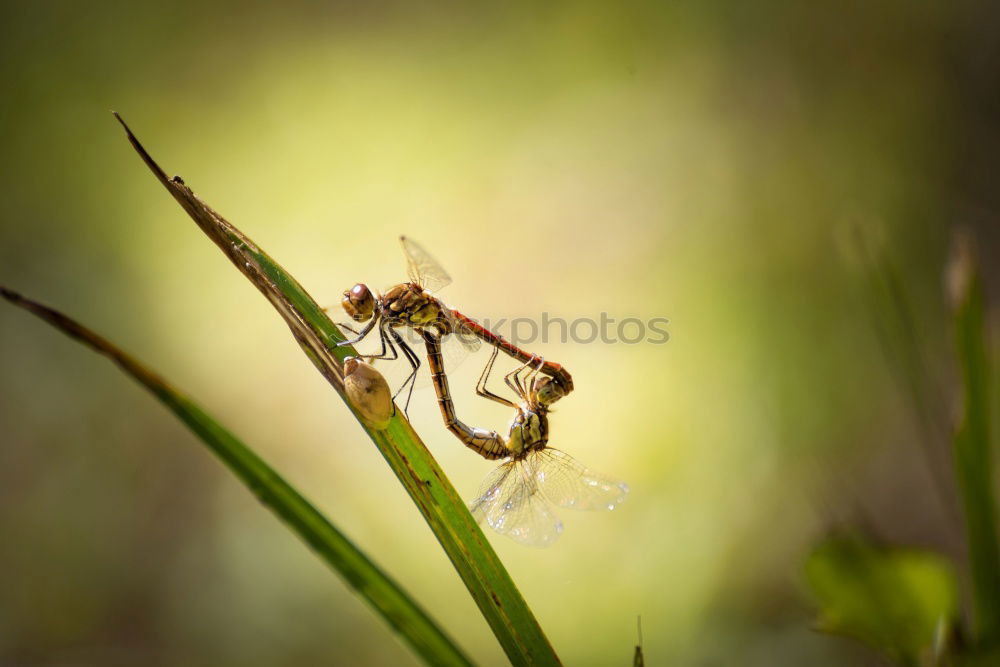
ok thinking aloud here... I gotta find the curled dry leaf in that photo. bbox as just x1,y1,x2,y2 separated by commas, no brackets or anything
344,357,394,429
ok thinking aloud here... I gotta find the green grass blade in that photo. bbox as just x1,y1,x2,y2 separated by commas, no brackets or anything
113,113,561,666
947,233,1000,646
851,229,959,525
0,287,473,667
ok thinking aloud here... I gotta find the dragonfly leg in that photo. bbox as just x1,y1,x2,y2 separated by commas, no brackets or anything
523,356,546,395
475,346,518,408
353,322,399,364
388,327,420,416
504,357,534,400
336,314,379,347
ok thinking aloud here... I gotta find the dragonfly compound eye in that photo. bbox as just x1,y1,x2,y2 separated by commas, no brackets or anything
534,377,565,406
342,284,375,321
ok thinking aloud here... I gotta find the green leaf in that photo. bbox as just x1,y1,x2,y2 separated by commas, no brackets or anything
805,536,958,664
947,232,1000,646
112,113,561,666
0,287,472,667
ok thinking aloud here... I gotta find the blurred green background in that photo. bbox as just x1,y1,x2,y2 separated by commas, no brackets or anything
1,1,997,665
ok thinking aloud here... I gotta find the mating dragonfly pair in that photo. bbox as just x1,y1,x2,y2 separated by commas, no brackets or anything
338,237,628,546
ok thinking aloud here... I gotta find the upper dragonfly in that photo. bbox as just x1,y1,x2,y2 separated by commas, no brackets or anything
338,236,574,411
424,335,628,547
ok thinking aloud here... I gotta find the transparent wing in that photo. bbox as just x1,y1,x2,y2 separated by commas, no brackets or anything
469,460,564,547
400,236,451,293
441,308,481,353
529,448,630,511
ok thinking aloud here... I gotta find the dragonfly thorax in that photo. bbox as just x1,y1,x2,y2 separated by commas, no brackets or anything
382,283,443,327
506,407,549,457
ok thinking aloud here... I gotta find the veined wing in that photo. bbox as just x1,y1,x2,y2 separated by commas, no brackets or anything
400,236,451,293
529,448,629,511
441,307,481,353
469,459,563,547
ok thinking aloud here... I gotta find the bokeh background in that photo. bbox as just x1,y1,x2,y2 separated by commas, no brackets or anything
1,2,997,665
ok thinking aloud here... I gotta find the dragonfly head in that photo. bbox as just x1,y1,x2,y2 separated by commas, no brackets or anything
533,376,567,408
342,284,376,322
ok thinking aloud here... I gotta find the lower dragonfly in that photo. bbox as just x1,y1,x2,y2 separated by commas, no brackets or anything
423,332,628,546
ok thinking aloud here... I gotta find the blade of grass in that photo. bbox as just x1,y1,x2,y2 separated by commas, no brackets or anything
851,227,959,527
0,287,472,667
946,231,1000,646
113,112,561,666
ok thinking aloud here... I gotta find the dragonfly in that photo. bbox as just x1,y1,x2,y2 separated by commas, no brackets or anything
424,333,628,546
338,236,574,412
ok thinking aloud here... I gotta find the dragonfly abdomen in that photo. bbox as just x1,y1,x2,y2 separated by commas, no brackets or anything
424,331,508,460
448,309,574,394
